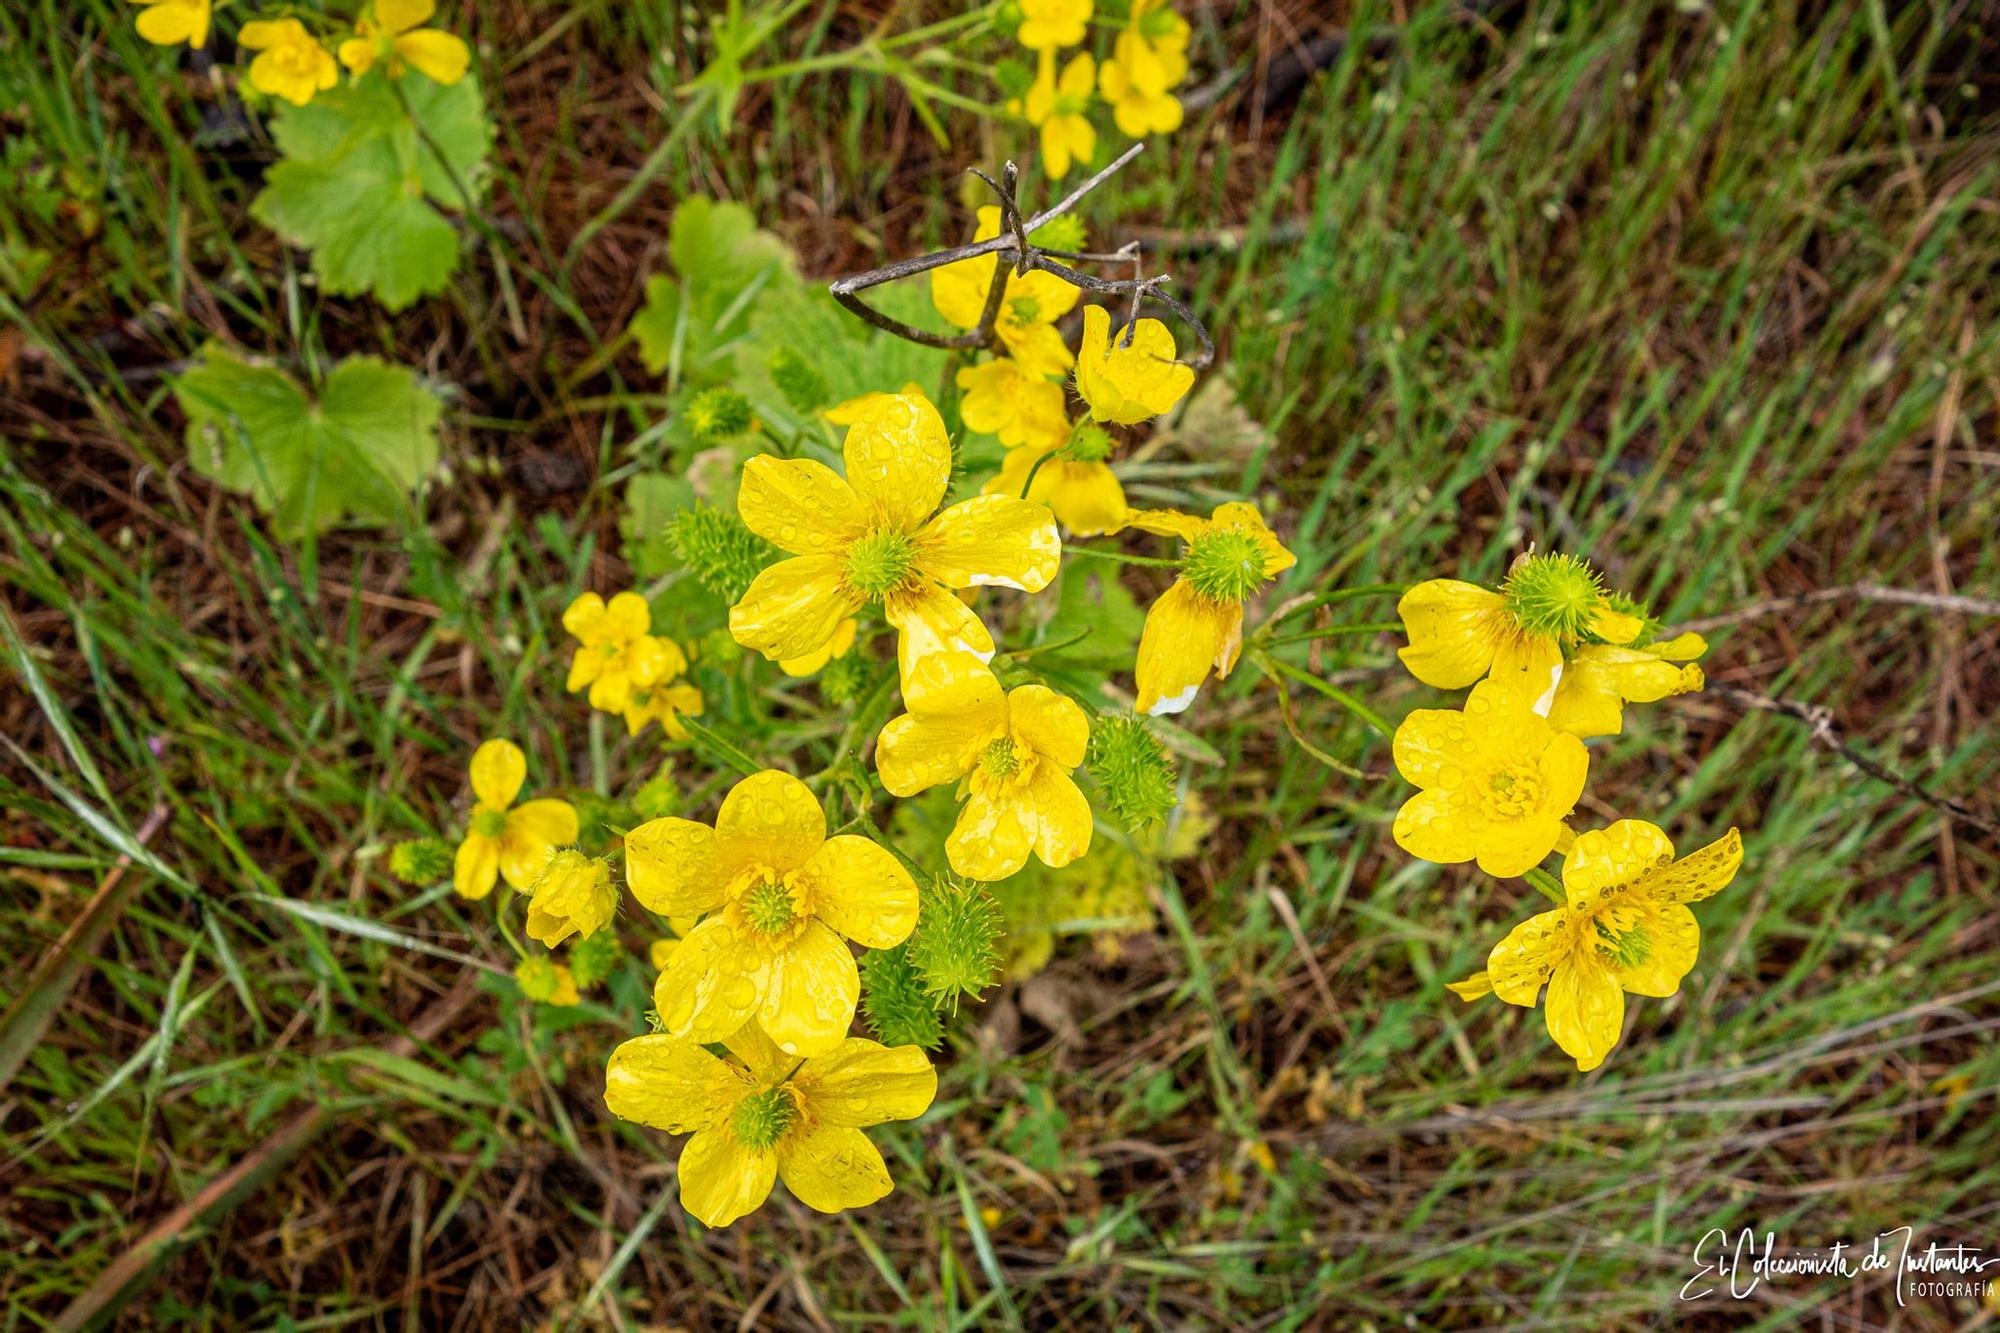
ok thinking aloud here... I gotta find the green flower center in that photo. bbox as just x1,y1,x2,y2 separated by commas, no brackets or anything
1477,764,1544,819
1054,91,1090,117
1138,8,1180,40
731,1087,796,1150
741,877,796,934
1009,294,1043,325
1595,918,1652,969
1182,530,1269,603
1503,553,1606,642
1064,422,1114,463
981,736,1020,780
844,529,918,597
472,808,509,839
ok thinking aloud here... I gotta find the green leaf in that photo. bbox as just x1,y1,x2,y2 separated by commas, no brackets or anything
175,344,442,536
629,196,797,379
619,470,696,578
251,71,491,311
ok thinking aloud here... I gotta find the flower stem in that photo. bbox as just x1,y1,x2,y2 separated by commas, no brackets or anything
1062,544,1180,569
1252,652,1393,737
1524,867,1566,905
1269,583,1407,627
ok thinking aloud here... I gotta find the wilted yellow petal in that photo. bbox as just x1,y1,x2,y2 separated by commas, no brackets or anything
1134,579,1241,715
1074,305,1193,424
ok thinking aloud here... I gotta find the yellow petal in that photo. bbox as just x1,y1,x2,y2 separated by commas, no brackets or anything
793,1039,937,1126
946,790,1034,881
1544,954,1625,1072
625,817,726,916
1563,820,1674,907
655,917,764,1044
1008,684,1089,769
843,391,950,531
1058,49,1096,96
1074,305,1194,424
776,1124,892,1214
717,769,825,876
778,617,857,677
918,494,1061,593
603,1034,751,1134
738,455,867,556
720,1019,791,1081
885,583,996,707
1023,764,1094,869
499,799,579,889
452,833,499,900
374,0,435,37
1391,787,1482,866
562,591,608,642
1589,604,1645,645
336,35,375,72
1134,579,1241,715
794,835,920,949
135,0,206,47
1647,631,1708,661
394,27,468,84
677,1127,776,1228
1485,908,1571,1005
1614,900,1700,998
729,554,863,663
1644,827,1743,904
235,18,287,49
1488,631,1565,714
1003,320,1075,378
1391,706,1481,788
601,591,652,640
1041,460,1127,537
757,920,859,1056
876,677,1005,797
1394,580,1507,690
1473,814,1567,880
468,738,525,809
1547,644,1706,740
1121,507,1207,543
1445,971,1494,1002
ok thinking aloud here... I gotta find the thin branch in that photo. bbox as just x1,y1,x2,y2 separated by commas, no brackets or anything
1680,583,2000,634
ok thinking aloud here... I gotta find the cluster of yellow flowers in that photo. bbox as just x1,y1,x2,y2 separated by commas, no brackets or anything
1013,0,1191,177
129,0,468,105
561,591,704,740
1389,555,1743,1071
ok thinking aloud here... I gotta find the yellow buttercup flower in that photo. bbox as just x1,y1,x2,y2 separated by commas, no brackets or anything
779,617,858,678
1016,0,1092,51
453,739,579,900
625,770,920,1055
338,0,471,84
130,0,209,49
1546,633,1708,739
1025,50,1098,179
823,383,922,426
1396,554,1645,711
1449,820,1743,1070
1098,52,1184,136
877,669,1093,881
605,1021,935,1228
930,210,1079,376
240,19,339,107
956,358,1069,451
728,389,1060,707
524,849,616,948
1075,304,1195,424
984,438,1126,538
563,591,675,714
1392,679,1589,878
1123,502,1296,715
1101,0,1189,136
621,678,705,739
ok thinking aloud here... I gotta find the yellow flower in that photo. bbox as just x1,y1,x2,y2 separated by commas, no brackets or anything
877,669,1093,881
604,1021,935,1228
824,383,922,426
779,617,858,678
563,591,675,714
1016,0,1092,51
240,19,339,107
930,210,1079,376
649,937,679,971
625,770,920,1055
1392,679,1589,878
985,444,1126,538
1396,555,1645,711
1075,304,1195,424
454,739,578,900
1124,502,1296,715
525,849,616,948
515,956,581,1006
337,0,471,84
1449,820,1743,1070
728,389,1061,708
956,358,1069,451
621,679,706,739
1025,50,1098,179
130,0,209,49
1546,633,1708,739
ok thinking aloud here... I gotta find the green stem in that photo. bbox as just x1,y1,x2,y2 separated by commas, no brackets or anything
1269,583,1408,627
1019,450,1056,502
1252,652,1394,738
588,712,608,797
1524,867,1566,905
1266,621,1403,647
494,885,526,959
679,717,765,779
1063,544,1181,569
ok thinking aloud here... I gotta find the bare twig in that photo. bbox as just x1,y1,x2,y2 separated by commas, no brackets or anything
827,142,1216,368
1680,582,2000,634
1709,684,1998,835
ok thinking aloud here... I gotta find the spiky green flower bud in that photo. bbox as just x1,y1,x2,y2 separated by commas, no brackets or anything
820,650,873,706
907,877,1002,1011
994,56,1034,100
389,836,454,885
1087,715,1178,828
632,766,678,821
514,956,560,1003
1502,552,1608,642
1030,215,1086,254
1182,529,1270,603
670,504,776,603
683,386,754,443
567,930,623,990
766,347,828,414
860,943,945,1050
1064,421,1114,463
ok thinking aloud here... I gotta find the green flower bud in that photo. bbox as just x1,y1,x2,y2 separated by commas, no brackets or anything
670,504,776,603
1086,715,1178,828
1064,421,1114,464
389,836,454,885
683,386,754,443
514,956,560,1003
1182,529,1270,603
820,650,873,706
1029,215,1086,254
861,943,945,1050
567,930,623,990
907,877,1002,1011
1502,552,1608,642
632,766,678,821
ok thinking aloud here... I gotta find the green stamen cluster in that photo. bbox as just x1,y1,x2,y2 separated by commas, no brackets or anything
844,529,917,597
1086,715,1179,828
766,346,828,413
472,808,509,839
388,836,454,884
741,878,796,933
683,386,753,443
731,1088,796,1150
670,504,776,603
1064,422,1114,463
1182,530,1269,603
1503,553,1607,642
1009,294,1043,324
981,736,1020,780
1595,919,1653,970
860,943,945,1050
907,877,1002,1011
